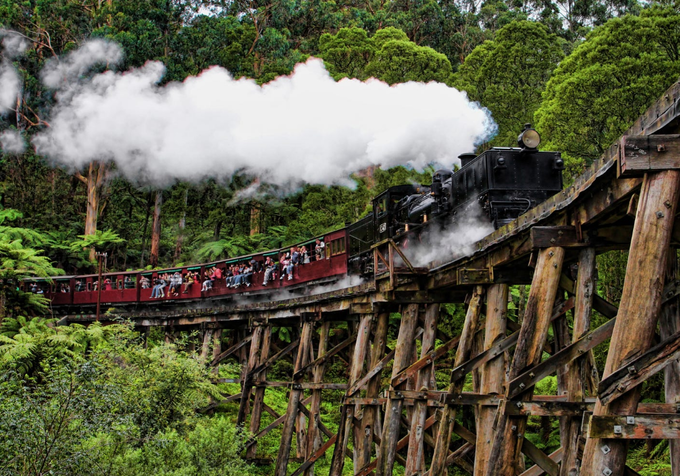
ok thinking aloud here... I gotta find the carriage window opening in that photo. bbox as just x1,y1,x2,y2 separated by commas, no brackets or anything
87,282,92,291
117,280,123,290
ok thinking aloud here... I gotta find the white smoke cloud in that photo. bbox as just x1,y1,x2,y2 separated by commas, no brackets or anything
0,129,26,155
0,63,20,113
403,204,494,268
0,31,26,114
41,39,123,89
1,31,29,58
33,40,496,187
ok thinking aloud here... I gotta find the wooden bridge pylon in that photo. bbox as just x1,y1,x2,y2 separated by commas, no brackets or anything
60,79,680,475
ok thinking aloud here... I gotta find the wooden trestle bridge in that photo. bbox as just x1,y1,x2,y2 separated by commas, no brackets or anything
62,80,680,476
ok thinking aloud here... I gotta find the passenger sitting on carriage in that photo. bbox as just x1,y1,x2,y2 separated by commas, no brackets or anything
262,257,276,286
150,275,167,298
250,257,261,273
202,270,214,291
140,276,150,289
291,247,300,265
280,253,294,281
169,272,182,297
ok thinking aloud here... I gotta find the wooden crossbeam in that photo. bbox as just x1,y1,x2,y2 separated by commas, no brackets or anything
290,433,337,476
347,328,422,397
559,274,618,319
294,332,357,379
247,396,313,448
519,448,564,476
521,438,559,476
508,318,615,399
618,134,680,177
392,331,462,387
598,328,680,405
210,334,252,366
355,414,437,476
506,401,593,417
589,414,680,439
250,338,300,380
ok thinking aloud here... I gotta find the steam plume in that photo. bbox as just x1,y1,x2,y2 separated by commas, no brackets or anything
0,129,26,155
34,40,496,187
403,204,494,268
41,39,123,89
0,31,27,114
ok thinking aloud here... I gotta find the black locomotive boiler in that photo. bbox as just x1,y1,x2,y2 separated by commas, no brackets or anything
347,125,564,272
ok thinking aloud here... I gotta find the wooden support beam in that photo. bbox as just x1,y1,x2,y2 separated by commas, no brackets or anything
486,246,565,476
274,321,314,476
508,318,614,399
406,303,439,475
237,325,264,426
475,283,509,476
304,321,329,476
618,135,680,177
375,303,420,476
329,314,371,475
430,286,484,476
357,311,389,471
582,170,680,476
247,325,272,458
660,248,680,476
589,414,680,439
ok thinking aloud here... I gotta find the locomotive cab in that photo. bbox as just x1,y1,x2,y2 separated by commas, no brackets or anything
372,185,419,241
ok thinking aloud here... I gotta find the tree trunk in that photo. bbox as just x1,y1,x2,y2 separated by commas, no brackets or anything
174,188,188,264
83,161,106,262
149,190,163,268
250,203,262,236
139,191,153,268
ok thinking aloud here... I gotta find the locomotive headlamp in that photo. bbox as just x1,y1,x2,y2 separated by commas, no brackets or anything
554,156,564,170
518,124,541,150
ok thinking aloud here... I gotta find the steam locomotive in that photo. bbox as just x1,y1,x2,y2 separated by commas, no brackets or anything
34,126,563,310
347,125,563,272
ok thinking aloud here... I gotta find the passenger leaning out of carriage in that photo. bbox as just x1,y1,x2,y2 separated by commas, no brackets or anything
182,271,196,293
262,256,276,286
300,246,310,264
232,263,253,288
280,253,294,281
315,239,325,261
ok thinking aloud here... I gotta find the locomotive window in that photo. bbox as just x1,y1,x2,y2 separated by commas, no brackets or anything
377,198,387,215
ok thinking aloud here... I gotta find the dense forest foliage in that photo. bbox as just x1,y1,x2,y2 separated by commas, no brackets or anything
2,0,680,474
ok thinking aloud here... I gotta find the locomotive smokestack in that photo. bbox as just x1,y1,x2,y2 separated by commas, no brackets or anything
459,152,477,168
